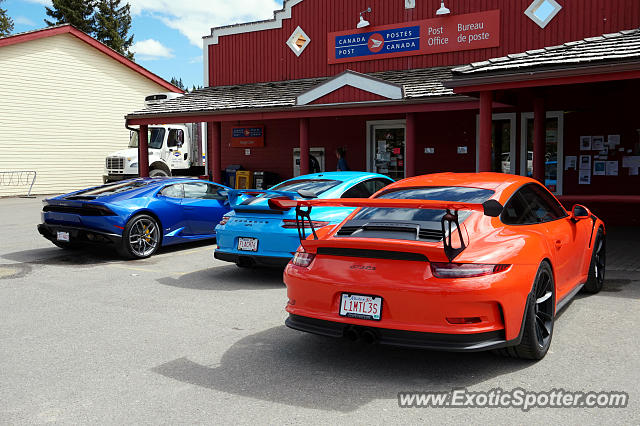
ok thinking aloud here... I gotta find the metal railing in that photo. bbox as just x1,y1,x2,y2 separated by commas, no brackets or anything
0,171,37,198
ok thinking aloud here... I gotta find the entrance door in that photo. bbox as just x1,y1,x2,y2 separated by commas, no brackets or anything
520,112,564,195
368,121,406,180
476,113,517,174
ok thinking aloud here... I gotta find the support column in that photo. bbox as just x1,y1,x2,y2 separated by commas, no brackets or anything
405,112,416,177
138,124,149,177
299,118,309,175
207,121,222,183
478,91,493,172
533,96,545,183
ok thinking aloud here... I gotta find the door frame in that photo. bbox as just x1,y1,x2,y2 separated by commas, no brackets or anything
474,113,517,173
519,111,564,195
366,119,407,177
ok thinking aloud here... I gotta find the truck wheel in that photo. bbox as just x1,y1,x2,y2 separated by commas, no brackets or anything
149,168,170,178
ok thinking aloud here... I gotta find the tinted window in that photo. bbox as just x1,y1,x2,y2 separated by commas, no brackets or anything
342,178,392,199
159,184,184,198
270,179,341,195
167,129,184,148
183,182,225,200
501,184,566,225
351,186,494,223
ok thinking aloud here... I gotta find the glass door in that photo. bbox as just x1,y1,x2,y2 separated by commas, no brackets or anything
520,112,564,195
369,122,406,180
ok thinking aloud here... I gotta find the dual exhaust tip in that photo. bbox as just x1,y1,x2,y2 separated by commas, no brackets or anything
344,326,377,344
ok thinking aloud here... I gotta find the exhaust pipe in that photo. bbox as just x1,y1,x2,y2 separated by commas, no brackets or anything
344,326,359,341
361,329,377,344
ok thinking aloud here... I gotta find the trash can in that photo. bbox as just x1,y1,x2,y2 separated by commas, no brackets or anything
224,165,242,188
253,171,280,190
235,170,253,189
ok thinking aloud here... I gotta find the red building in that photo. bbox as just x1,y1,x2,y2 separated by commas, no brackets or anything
126,0,640,223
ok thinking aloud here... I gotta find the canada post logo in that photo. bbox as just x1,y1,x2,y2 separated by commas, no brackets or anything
334,25,420,60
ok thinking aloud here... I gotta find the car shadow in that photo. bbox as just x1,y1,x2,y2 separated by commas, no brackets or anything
152,326,532,412
156,265,285,291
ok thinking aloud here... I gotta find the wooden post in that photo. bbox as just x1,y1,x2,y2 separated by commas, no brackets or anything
478,91,493,172
406,112,416,177
207,121,222,183
533,96,545,183
299,118,309,175
138,124,149,177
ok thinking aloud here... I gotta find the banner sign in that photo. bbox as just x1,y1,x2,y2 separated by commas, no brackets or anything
231,126,264,148
328,10,500,64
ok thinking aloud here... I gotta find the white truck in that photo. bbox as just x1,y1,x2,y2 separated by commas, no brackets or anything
103,93,205,182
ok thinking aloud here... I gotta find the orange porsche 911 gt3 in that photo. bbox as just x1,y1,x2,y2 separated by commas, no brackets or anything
273,173,605,360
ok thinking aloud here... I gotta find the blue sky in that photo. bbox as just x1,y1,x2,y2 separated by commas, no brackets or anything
5,0,283,89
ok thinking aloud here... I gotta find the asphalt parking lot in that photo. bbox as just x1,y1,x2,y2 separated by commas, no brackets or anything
1,197,638,424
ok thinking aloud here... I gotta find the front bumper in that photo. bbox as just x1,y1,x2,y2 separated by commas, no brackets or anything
286,314,510,351
38,223,122,245
214,250,291,268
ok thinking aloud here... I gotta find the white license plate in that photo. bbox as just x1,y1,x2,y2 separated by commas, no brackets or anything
339,293,382,321
237,237,258,251
56,231,70,242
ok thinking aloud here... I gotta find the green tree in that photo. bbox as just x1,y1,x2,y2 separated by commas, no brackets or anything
45,0,96,35
170,77,185,90
94,0,134,59
0,0,14,37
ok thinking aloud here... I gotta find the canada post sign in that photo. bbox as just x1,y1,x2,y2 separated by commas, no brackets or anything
328,10,500,64
231,126,264,148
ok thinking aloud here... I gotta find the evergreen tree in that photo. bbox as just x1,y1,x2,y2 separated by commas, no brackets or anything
45,0,96,35
0,0,14,37
94,0,134,59
170,77,185,90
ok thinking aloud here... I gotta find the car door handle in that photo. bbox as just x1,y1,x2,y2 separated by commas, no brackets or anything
555,240,563,249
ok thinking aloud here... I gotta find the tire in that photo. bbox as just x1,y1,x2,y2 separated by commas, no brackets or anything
495,261,555,360
149,168,170,178
583,228,605,294
117,214,161,259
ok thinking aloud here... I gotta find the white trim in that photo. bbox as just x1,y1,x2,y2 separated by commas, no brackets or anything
524,0,562,29
286,26,311,57
520,111,564,195
366,120,407,177
297,70,403,106
474,113,517,173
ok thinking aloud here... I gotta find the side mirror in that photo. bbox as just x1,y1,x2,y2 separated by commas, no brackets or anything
571,204,591,221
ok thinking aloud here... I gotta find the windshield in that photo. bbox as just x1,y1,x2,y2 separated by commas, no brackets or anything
350,186,495,223
128,128,166,149
270,179,341,196
67,180,151,199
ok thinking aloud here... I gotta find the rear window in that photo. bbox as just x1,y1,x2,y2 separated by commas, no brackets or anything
351,186,494,222
270,179,341,195
67,180,151,199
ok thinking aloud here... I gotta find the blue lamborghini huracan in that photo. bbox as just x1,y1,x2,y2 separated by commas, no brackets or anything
38,177,231,259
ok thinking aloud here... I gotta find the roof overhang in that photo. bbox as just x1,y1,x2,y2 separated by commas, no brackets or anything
296,70,404,105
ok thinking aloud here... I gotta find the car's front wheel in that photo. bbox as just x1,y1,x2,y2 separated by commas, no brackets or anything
495,261,555,360
117,214,161,259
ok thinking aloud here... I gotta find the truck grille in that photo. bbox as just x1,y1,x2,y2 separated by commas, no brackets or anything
106,157,124,171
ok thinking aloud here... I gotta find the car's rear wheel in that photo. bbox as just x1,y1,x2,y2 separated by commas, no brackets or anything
583,228,605,294
495,261,555,360
117,214,161,259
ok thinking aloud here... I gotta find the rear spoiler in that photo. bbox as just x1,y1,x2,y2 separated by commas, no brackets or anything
226,189,302,211
269,198,504,262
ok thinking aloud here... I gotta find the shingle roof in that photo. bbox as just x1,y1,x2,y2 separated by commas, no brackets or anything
127,66,458,118
453,28,640,75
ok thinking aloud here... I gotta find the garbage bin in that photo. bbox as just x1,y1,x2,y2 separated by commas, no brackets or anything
224,165,242,188
253,171,280,190
235,170,253,189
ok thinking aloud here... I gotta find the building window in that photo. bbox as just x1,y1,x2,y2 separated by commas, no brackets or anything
525,0,562,29
286,26,311,57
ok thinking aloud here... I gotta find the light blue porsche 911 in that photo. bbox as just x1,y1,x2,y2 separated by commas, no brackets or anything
214,172,394,268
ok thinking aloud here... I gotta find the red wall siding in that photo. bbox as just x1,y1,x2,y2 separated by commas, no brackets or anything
208,0,640,86
309,86,389,104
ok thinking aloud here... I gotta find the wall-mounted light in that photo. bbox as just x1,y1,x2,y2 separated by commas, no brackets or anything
357,7,371,29
436,1,451,15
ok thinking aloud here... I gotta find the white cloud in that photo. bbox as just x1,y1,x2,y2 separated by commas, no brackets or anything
131,38,174,60
14,16,36,26
22,0,51,6
129,0,283,47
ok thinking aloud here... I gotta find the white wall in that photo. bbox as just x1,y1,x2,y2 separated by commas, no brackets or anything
0,33,170,196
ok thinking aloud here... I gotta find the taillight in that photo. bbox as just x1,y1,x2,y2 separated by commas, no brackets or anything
430,263,511,278
281,219,329,229
292,251,316,267
219,216,230,226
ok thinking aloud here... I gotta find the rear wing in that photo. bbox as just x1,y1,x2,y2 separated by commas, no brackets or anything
226,189,302,211
269,198,504,262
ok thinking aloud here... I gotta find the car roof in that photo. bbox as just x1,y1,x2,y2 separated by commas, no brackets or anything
286,171,392,182
383,172,537,193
